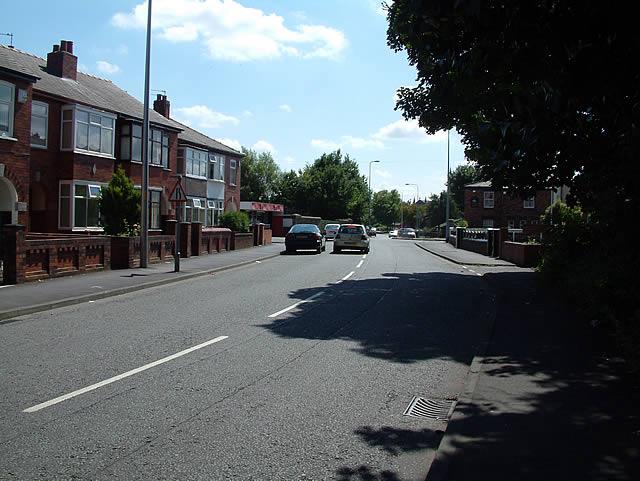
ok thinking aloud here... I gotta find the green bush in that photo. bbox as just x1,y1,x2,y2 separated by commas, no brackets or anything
219,211,250,232
98,166,141,236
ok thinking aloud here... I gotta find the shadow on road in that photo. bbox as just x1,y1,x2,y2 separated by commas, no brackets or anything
260,270,640,481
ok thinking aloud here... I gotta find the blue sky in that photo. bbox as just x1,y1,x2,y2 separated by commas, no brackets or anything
3,0,467,200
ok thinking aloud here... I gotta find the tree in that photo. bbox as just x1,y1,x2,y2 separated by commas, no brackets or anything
371,189,401,228
423,192,460,228
98,166,141,236
300,150,369,221
449,164,482,212
240,148,281,202
219,210,250,232
273,169,305,214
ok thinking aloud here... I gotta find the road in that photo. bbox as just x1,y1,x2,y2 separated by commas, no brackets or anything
0,236,496,481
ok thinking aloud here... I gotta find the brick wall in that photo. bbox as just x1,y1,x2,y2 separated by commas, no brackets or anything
225,156,241,212
465,187,552,228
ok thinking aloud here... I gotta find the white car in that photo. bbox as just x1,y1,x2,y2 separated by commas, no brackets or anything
333,224,370,253
398,228,417,239
388,229,398,238
323,223,341,240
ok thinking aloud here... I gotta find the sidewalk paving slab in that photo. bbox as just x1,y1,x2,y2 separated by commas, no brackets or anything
414,240,514,266
426,269,640,481
0,244,284,322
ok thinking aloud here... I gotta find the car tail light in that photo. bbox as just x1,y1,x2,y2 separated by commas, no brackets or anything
315,233,322,239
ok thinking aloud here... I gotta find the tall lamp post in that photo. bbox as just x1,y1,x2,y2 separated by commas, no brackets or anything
368,160,380,225
445,129,451,240
405,183,419,231
140,0,153,268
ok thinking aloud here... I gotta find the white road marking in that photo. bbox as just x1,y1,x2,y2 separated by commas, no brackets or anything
0,285,14,289
255,261,261,264
342,271,355,281
356,260,364,268
362,254,367,259
23,335,229,413
268,292,324,318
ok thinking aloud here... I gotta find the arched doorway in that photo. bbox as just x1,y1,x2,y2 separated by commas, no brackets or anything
0,176,18,227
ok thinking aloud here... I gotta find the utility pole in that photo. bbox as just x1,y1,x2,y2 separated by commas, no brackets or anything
445,130,451,239
140,0,152,268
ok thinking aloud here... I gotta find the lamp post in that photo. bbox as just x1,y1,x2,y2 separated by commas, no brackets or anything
445,129,451,240
405,183,419,231
140,0,152,268
368,160,380,225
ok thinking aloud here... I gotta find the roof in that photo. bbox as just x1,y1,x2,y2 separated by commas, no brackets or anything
175,121,243,157
0,44,183,131
465,181,492,188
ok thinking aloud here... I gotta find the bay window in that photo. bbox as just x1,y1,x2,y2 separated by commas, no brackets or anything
31,101,48,147
59,181,104,230
0,80,15,139
209,153,225,181
206,199,224,226
185,148,208,177
120,124,168,167
61,105,115,156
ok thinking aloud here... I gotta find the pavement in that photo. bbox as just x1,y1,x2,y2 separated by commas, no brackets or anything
416,245,640,480
414,239,514,266
0,243,284,321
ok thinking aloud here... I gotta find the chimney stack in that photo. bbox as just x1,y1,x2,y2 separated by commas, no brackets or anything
153,94,171,118
47,40,78,80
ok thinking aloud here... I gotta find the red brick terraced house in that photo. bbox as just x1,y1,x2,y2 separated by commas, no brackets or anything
0,41,242,235
464,181,553,228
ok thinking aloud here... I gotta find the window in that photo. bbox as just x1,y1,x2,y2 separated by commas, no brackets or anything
0,80,15,138
59,181,104,229
150,190,161,229
523,195,535,209
482,218,495,228
185,197,205,223
61,105,115,156
508,219,515,229
209,153,225,181
483,191,495,208
206,199,224,226
229,159,237,185
520,219,527,228
31,101,48,147
185,148,208,177
149,128,169,167
121,124,167,167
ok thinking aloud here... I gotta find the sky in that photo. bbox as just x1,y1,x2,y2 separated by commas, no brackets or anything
2,0,468,201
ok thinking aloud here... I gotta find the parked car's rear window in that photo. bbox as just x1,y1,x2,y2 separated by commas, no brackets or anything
339,226,364,234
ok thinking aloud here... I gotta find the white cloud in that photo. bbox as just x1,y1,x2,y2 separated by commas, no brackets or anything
216,138,242,151
311,135,384,151
174,105,240,129
253,140,276,154
373,119,447,143
112,0,347,62
279,104,292,113
96,60,120,74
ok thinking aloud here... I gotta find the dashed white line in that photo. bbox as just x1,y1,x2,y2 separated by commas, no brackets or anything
362,254,367,259
23,335,229,413
356,260,364,268
342,271,355,281
268,292,324,318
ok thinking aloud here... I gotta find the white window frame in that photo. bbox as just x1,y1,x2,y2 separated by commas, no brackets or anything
31,100,49,148
523,195,535,209
149,189,162,230
229,159,237,186
209,153,225,182
58,180,106,231
204,199,224,226
60,104,116,158
185,147,208,179
483,191,495,208
482,218,495,228
0,80,16,139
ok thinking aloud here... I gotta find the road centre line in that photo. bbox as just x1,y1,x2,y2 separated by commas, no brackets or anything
342,271,355,281
356,260,364,268
268,292,324,318
23,336,229,413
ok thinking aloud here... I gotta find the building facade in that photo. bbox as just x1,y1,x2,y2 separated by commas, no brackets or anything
464,181,553,228
0,41,242,235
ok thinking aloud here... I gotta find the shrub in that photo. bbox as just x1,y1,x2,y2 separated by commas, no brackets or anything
219,211,250,232
99,166,141,236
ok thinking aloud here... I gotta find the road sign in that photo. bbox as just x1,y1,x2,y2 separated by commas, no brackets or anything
168,178,187,203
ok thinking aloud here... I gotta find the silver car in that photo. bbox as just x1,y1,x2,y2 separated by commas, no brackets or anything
324,223,341,240
333,224,370,253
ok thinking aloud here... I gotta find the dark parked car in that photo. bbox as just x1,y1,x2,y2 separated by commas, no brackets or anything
285,224,326,253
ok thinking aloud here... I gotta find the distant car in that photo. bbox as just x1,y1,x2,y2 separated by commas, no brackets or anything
398,228,417,239
324,223,341,240
389,229,398,238
333,224,370,253
367,227,377,237
285,224,326,253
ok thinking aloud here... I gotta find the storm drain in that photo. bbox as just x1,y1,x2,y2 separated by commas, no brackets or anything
403,396,456,421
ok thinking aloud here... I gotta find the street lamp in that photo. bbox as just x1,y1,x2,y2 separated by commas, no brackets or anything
140,0,153,268
445,130,451,240
368,160,380,225
405,183,419,230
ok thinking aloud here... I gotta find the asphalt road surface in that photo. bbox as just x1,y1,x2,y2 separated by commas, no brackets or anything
0,236,496,481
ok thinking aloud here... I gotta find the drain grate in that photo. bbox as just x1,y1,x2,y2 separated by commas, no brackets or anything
403,396,456,421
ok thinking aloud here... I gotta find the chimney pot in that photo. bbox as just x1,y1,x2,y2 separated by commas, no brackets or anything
66,41,74,54
60,40,68,52
53,44,60,52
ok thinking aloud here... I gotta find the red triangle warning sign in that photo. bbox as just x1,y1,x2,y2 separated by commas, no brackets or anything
169,179,187,203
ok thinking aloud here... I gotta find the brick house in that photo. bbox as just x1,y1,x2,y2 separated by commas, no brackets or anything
0,41,242,235
464,181,553,228
151,94,243,227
